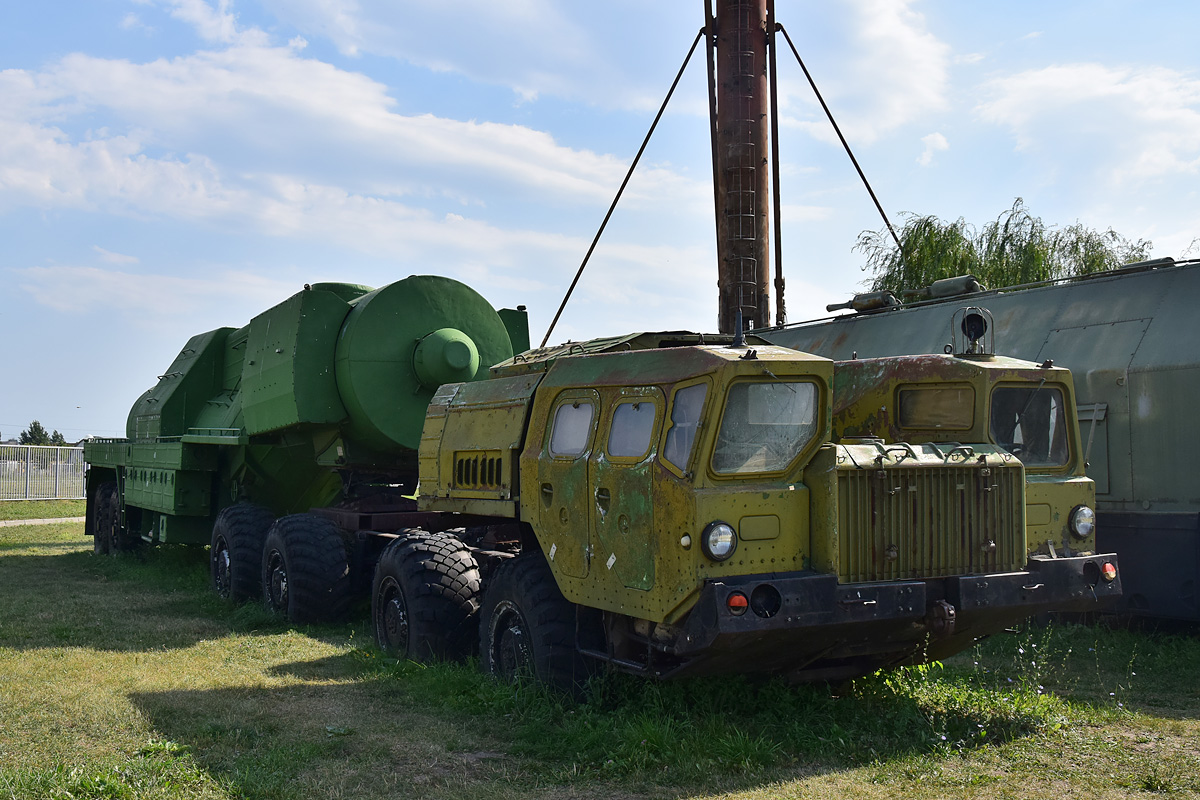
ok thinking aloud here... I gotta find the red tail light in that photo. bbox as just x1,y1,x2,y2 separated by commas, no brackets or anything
726,591,749,615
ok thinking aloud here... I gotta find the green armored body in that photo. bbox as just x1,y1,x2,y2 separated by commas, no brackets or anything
399,331,1120,685
763,259,1199,620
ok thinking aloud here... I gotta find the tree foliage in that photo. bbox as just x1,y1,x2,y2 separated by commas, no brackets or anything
19,420,66,446
856,198,1153,296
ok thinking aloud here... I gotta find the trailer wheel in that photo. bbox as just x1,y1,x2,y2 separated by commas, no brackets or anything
372,531,481,662
479,551,588,693
211,503,275,602
261,513,350,623
96,483,140,553
92,482,117,556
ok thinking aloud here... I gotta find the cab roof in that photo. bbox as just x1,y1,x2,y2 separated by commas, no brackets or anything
492,331,827,379
492,331,830,388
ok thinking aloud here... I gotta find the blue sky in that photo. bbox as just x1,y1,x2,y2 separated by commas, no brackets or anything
2,0,1198,440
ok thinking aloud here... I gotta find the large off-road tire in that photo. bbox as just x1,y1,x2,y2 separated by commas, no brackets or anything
479,551,589,694
210,503,275,602
261,513,351,624
371,531,481,662
97,483,140,553
91,482,117,556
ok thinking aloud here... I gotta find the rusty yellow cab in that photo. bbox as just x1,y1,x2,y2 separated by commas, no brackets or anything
416,331,1119,684
830,341,1098,560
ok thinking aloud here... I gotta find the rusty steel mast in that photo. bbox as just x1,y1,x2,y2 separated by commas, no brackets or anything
706,0,783,334
539,2,902,345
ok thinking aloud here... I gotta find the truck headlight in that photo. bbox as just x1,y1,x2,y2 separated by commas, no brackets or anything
1069,505,1096,539
701,521,738,562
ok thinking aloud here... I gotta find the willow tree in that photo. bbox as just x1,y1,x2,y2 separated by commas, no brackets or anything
856,199,1152,296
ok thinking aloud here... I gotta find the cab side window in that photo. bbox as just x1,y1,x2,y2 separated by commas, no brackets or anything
607,400,657,459
549,401,595,457
662,383,707,470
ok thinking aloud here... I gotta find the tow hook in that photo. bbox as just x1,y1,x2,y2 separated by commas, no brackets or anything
926,600,957,638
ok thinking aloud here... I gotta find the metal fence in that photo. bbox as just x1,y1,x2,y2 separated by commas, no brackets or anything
0,445,86,501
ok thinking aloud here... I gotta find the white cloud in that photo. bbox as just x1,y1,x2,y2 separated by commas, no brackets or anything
120,13,152,33
977,63,1200,181
917,132,948,166
154,0,266,46
92,246,140,265
1,40,706,208
257,0,640,106
780,0,951,145
781,204,834,223
0,119,236,214
15,265,293,319
0,37,720,245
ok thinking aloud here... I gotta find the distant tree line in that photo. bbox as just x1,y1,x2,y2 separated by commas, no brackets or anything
17,420,67,446
856,198,1153,296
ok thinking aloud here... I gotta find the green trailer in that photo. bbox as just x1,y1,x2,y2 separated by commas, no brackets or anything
85,276,528,615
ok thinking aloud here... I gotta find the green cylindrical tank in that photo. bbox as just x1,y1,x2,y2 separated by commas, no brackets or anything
334,276,516,453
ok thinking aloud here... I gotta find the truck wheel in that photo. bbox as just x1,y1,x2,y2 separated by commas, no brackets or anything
372,531,481,662
210,503,275,602
96,484,139,553
261,513,350,623
92,482,117,555
479,551,588,693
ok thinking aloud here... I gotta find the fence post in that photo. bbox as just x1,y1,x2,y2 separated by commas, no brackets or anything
24,447,31,500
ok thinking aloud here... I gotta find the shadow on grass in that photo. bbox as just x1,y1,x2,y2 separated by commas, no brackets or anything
0,542,303,652
127,651,1065,799
267,652,379,682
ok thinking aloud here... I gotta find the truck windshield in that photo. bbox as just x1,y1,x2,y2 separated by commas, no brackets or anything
990,385,1069,467
713,381,818,474
898,387,974,429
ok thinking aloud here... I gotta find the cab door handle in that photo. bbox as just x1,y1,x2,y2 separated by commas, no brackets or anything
595,487,611,513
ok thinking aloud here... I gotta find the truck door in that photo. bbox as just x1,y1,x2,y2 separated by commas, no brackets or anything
589,389,664,591
536,389,600,578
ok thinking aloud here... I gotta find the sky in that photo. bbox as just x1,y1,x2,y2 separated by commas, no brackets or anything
2,0,1198,440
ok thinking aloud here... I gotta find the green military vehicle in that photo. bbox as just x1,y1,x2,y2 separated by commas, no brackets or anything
401,330,1120,686
762,259,1199,620
84,275,528,615
85,285,1121,689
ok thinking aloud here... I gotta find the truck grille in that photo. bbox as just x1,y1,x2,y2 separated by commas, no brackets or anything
837,463,1025,582
454,450,504,490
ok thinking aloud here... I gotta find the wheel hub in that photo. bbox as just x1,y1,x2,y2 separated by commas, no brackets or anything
492,602,531,681
383,594,409,650
267,552,288,609
213,541,232,597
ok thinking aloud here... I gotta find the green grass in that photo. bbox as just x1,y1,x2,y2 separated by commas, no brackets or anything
3,520,1200,799
0,498,86,520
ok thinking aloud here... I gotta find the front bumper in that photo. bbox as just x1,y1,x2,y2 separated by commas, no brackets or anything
666,553,1121,680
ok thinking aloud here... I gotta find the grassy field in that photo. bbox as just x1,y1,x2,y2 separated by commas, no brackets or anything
2,515,1199,800
0,498,86,521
